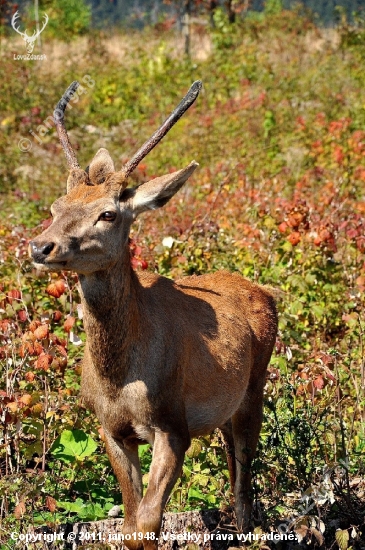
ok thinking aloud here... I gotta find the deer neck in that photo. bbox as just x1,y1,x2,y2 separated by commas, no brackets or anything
78,247,140,379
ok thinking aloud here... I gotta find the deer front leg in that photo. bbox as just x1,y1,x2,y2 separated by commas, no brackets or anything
137,430,190,550
104,433,143,550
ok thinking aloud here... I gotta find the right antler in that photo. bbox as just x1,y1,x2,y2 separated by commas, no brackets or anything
119,80,202,178
54,81,81,170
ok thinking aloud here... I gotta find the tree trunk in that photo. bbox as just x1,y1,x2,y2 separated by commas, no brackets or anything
182,0,191,57
209,0,218,27
225,0,236,24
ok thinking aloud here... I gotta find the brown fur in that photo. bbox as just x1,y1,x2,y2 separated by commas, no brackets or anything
30,155,277,550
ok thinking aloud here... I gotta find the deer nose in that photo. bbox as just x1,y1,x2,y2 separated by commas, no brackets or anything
29,241,55,263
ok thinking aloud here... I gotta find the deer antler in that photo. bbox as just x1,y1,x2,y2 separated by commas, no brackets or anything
119,80,202,179
54,81,80,170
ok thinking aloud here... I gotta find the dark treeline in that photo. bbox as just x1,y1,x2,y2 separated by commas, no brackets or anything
86,0,365,27
2,0,365,31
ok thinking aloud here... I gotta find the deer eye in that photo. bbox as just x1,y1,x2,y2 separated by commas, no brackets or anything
99,211,117,222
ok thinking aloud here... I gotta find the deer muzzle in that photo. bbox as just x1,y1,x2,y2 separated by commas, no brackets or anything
29,239,69,271
29,240,56,263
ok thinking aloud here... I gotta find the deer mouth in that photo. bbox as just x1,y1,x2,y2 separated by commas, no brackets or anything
33,260,68,273
46,260,68,267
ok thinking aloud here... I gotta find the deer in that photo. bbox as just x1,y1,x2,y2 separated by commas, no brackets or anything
11,11,48,54
29,81,278,550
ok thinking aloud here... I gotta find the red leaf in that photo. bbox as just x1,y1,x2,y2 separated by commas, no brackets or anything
56,344,67,357
55,279,66,294
64,316,75,333
18,310,27,322
7,289,21,305
19,344,28,357
46,279,66,298
19,394,32,406
313,376,325,390
33,325,49,340
288,232,301,246
7,401,18,413
35,353,52,371
45,496,57,512
53,310,63,322
22,330,36,342
29,320,41,332
278,221,288,233
33,342,43,356
14,501,26,519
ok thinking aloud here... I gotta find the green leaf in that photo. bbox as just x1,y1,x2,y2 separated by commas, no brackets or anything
57,498,85,514
336,529,349,550
205,494,217,504
281,241,293,253
191,473,210,487
138,444,151,458
287,274,308,292
312,304,325,318
324,431,336,445
51,430,97,463
188,487,206,501
207,451,219,467
186,439,203,459
57,499,105,521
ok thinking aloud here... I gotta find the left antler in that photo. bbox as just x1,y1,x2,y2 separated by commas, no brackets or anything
54,81,80,170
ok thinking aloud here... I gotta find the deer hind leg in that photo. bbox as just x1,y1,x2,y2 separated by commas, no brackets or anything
220,420,236,495
231,379,266,533
136,430,190,550
104,433,143,550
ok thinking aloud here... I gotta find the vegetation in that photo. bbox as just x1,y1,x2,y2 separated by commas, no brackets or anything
0,5,365,549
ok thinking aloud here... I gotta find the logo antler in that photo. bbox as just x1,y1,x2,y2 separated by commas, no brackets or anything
11,11,48,54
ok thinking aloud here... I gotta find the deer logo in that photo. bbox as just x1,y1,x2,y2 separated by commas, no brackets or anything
11,10,48,54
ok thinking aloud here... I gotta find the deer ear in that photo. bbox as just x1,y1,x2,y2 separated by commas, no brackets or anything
88,148,115,185
128,161,198,216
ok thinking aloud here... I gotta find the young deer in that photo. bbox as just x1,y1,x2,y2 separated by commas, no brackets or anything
30,81,277,550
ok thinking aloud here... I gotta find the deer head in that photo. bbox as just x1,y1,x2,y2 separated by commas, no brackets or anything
30,81,201,275
11,11,48,54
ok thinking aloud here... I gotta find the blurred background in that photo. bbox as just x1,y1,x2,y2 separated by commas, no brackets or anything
1,0,365,30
